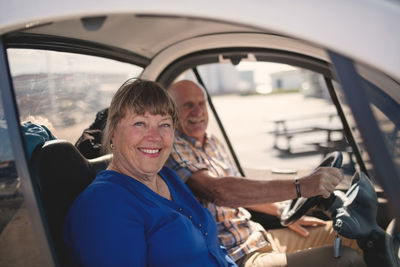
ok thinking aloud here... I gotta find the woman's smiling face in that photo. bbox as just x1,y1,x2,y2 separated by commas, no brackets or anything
111,110,174,180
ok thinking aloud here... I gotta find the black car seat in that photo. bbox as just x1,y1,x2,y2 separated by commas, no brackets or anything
30,139,112,266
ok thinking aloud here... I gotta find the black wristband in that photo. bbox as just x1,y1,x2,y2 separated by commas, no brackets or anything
295,178,301,198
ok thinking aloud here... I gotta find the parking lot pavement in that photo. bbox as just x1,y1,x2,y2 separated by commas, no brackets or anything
209,93,348,172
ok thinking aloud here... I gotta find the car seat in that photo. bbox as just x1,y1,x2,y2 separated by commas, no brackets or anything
30,139,112,266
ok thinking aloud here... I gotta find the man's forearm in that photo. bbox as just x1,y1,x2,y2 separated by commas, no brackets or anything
187,167,342,208
211,177,298,207
187,172,298,208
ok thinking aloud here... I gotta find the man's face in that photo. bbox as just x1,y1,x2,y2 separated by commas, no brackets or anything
169,81,208,143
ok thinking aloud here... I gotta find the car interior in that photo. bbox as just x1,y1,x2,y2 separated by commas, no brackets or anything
0,10,399,267
23,52,398,266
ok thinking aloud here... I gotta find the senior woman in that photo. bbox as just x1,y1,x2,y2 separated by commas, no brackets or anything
63,79,236,267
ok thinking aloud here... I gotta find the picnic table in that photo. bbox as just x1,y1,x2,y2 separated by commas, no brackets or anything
269,112,349,156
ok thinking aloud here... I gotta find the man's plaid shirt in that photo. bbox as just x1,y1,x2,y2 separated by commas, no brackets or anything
166,131,269,261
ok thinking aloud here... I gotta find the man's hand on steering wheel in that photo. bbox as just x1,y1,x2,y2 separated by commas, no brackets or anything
287,215,327,237
280,151,344,227
299,167,343,199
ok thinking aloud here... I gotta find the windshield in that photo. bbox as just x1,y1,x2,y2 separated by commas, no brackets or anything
174,61,353,179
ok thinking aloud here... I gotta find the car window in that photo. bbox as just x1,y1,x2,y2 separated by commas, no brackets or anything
7,49,143,143
0,93,45,266
174,61,354,179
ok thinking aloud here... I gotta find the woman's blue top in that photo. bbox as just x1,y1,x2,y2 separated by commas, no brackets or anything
63,167,236,267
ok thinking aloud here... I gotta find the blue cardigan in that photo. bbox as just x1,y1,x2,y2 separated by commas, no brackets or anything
64,167,236,267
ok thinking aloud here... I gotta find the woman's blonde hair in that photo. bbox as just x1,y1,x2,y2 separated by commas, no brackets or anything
102,79,178,153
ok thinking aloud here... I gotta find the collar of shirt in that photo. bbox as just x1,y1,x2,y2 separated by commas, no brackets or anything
175,130,209,149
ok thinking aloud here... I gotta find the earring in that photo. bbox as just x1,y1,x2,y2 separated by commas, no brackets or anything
110,143,115,150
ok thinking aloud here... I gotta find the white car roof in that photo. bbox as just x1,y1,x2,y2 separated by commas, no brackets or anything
1,0,400,80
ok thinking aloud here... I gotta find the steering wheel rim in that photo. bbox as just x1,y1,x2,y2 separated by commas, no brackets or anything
280,151,343,226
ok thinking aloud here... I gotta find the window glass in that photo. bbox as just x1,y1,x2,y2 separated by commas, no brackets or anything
175,61,354,179
7,49,143,142
0,93,45,266
363,73,400,174
334,65,400,183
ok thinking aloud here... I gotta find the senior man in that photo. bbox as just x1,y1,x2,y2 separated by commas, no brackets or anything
166,80,365,267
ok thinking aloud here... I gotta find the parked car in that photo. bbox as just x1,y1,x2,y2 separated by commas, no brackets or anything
0,1,400,266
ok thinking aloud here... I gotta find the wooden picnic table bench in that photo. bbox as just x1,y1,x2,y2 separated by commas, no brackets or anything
269,112,345,155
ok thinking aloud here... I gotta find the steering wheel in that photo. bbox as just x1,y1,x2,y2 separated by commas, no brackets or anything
280,151,343,226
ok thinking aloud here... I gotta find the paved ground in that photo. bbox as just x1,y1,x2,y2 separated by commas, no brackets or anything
208,92,349,174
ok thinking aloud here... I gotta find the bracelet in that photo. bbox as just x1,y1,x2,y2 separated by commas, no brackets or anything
294,178,301,198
